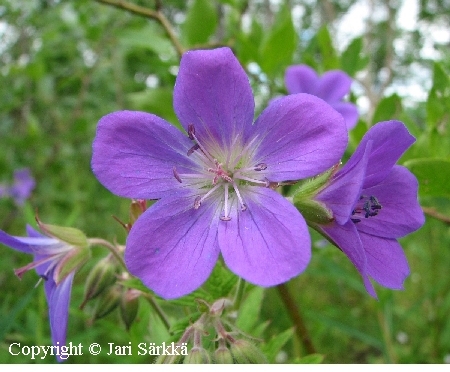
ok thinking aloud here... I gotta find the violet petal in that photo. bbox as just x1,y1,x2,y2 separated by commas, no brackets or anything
219,186,311,286
284,65,318,95
331,101,359,130
316,70,352,103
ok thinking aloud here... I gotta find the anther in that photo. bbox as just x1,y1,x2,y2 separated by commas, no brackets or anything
220,216,231,221
194,196,202,209
351,218,361,223
241,204,247,211
254,163,267,171
188,124,195,140
187,144,200,156
173,166,182,183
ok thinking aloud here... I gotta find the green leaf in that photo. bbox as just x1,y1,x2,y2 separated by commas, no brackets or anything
316,26,339,70
259,5,296,76
404,158,450,198
235,286,264,333
119,24,175,57
182,0,218,46
236,18,263,65
371,94,402,124
261,327,295,363
203,260,238,299
340,36,368,76
426,63,450,129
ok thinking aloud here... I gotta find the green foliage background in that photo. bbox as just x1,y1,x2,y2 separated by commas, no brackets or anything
1,0,450,364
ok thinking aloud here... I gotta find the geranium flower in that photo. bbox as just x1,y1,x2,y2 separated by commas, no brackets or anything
312,121,424,296
0,223,90,361
0,168,35,206
284,65,359,130
91,47,348,299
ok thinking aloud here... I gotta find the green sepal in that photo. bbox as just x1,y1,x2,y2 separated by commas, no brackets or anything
37,219,88,248
294,198,334,225
292,164,338,201
54,245,91,284
184,347,211,364
120,289,140,331
230,339,268,364
92,285,121,320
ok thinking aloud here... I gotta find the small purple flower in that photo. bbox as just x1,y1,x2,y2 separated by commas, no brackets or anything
0,224,89,361
0,168,35,206
285,65,359,130
92,47,348,299
313,121,425,297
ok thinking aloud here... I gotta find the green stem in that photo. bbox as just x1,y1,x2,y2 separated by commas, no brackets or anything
232,277,246,311
276,283,316,355
94,0,185,58
88,238,126,269
142,293,171,331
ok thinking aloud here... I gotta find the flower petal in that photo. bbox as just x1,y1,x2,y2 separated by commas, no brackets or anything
316,140,371,225
316,70,352,102
359,233,410,290
320,222,376,297
125,193,221,299
332,101,359,130
219,187,311,286
173,47,255,152
0,229,35,254
356,166,425,238
46,271,74,362
92,111,195,199
284,65,318,95
249,93,348,181
345,121,415,188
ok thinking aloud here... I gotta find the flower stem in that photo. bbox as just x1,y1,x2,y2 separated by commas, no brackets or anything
94,0,185,58
142,293,172,331
276,283,316,355
422,206,450,225
232,277,246,311
88,238,126,269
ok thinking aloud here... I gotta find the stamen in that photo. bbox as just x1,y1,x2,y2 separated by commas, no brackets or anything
187,144,200,156
232,182,247,211
194,196,202,210
254,163,267,171
351,195,382,223
188,124,195,140
173,166,182,183
220,184,231,221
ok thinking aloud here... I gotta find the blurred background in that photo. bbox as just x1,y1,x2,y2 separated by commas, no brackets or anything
0,0,449,363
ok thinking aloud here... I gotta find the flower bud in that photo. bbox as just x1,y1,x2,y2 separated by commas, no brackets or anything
129,199,147,224
184,347,211,364
120,288,140,330
81,255,117,309
230,340,268,364
294,198,334,225
92,285,121,320
214,345,234,364
155,353,182,364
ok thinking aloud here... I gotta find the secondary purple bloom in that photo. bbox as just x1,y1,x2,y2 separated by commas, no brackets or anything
285,65,359,130
92,47,348,299
0,168,35,205
0,225,88,361
314,121,424,297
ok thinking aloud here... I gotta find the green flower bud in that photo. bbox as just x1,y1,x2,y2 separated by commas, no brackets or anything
129,199,147,224
81,255,117,309
92,285,121,320
230,340,268,364
184,347,211,364
120,288,140,330
155,353,183,364
214,345,234,364
293,198,334,225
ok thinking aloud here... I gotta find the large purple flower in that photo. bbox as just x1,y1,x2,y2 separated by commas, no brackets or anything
92,47,348,299
313,121,424,297
285,65,359,130
0,224,89,361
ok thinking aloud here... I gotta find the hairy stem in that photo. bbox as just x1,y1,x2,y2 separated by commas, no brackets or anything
88,238,126,269
276,283,316,355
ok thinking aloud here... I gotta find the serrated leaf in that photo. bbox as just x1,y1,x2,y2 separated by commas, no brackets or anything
235,286,264,333
261,327,295,363
259,5,296,76
372,94,402,124
404,158,450,198
316,26,339,70
182,0,218,46
203,260,238,299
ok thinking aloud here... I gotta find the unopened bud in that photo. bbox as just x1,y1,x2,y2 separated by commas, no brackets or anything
129,199,147,224
120,288,140,330
155,353,182,364
92,285,121,320
294,198,334,225
214,345,234,364
184,347,211,364
230,340,268,364
81,255,117,309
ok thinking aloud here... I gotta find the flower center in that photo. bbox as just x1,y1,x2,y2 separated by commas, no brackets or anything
173,125,272,221
351,195,382,224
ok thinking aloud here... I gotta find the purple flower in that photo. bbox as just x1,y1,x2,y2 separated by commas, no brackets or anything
0,168,35,206
313,121,425,297
0,224,90,361
91,47,348,299
285,65,359,130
